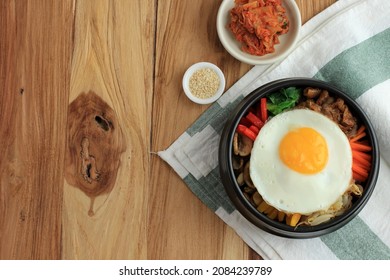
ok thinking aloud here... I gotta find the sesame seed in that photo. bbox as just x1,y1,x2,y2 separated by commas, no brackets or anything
189,68,220,99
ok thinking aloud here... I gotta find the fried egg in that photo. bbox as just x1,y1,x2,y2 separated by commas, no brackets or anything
250,109,352,215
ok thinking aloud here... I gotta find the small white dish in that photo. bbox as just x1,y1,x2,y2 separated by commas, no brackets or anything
216,0,301,65
182,62,226,105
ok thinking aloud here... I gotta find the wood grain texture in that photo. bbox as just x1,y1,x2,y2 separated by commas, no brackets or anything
296,0,337,24
62,0,154,259
0,0,335,260
149,0,251,260
0,0,74,259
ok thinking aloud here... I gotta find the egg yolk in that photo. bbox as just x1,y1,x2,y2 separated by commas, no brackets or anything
279,127,328,174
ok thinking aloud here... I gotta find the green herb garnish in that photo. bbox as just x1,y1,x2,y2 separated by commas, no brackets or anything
266,87,302,115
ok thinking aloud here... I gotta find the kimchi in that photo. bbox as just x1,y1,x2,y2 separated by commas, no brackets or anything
229,0,289,56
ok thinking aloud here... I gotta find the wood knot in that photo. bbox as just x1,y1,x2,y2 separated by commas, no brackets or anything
94,115,111,131
80,137,100,183
65,91,126,216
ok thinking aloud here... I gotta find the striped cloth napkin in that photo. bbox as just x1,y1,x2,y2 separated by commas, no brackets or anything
158,0,390,259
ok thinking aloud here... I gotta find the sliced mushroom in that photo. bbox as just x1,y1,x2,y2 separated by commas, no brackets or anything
243,192,252,204
252,191,263,206
232,155,244,171
236,172,245,186
243,161,254,188
244,185,256,194
233,132,253,157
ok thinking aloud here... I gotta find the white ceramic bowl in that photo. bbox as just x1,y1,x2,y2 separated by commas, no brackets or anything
216,0,301,65
182,62,226,105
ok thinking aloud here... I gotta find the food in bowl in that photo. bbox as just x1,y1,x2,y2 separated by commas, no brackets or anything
189,68,221,99
182,62,226,105
229,0,289,56
216,0,301,65
232,86,372,227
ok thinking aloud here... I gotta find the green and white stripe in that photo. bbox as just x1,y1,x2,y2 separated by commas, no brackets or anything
159,0,390,259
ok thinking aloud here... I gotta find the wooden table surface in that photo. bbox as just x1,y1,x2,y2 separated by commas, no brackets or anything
0,0,336,259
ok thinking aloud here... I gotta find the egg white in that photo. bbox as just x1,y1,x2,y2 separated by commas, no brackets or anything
250,109,353,215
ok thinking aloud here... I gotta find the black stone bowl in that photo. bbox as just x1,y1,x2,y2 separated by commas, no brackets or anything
219,78,380,238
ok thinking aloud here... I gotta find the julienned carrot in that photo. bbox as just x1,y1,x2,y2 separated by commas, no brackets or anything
350,142,372,152
348,126,372,182
352,150,371,167
349,125,366,142
350,132,366,143
356,125,366,136
353,157,371,170
352,163,369,177
353,150,372,161
353,171,367,182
